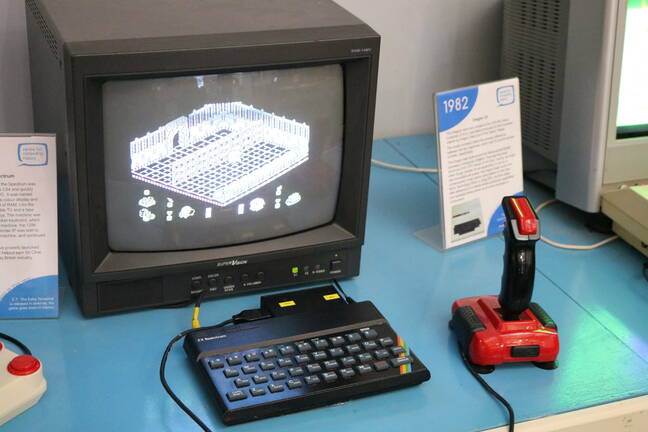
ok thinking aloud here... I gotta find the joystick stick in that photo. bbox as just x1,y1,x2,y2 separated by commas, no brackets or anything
0,340,47,425
449,196,559,373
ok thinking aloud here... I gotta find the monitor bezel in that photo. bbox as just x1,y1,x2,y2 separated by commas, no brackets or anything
70,39,379,279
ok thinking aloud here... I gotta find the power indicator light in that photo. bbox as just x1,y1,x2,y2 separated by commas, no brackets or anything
291,267,299,275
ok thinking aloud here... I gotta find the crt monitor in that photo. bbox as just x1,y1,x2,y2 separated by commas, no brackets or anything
501,0,648,213
26,0,380,316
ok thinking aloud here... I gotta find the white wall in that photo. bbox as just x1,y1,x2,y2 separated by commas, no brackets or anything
0,0,33,133
334,0,503,139
0,0,503,138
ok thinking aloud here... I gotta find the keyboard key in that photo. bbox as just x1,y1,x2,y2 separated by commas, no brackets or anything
312,351,327,361
227,354,243,366
390,356,413,368
271,370,287,380
356,364,373,375
306,363,322,374
328,347,344,357
241,365,257,375
391,346,405,356
295,354,310,364
362,329,378,339
322,371,338,383
329,336,345,346
379,337,395,347
288,367,304,377
341,356,357,367
208,358,224,369
296,342,313,353
345,344,362,355
234,378,250,388
339,368,356,379
374,361,389,371
305,375,321,386
227,390,247,402
279,345,296,356
323,360,339,370
259,361,276,371
374,349,390,360
287,378,303,389
244,352,260,362
223,368,239,378
362,341,378,351
268,383,284,393
250,387,266,397
252,374,268,384
262,348,278,359
357,353,373,363
345,332,362,343
313,339,329,349
277,358,294,368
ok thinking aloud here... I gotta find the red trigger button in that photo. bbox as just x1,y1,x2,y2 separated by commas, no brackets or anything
509,197,537,235
7,355,41,376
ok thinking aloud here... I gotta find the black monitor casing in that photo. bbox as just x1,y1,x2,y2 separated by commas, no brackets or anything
26,0,380,316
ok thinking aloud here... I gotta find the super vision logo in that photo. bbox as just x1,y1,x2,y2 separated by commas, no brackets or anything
217,259,248,267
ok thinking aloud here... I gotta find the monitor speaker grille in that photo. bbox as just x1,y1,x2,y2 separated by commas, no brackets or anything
502,0,567,161
25,0,60,62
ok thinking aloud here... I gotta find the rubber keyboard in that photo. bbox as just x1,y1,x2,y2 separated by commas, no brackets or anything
184,300,430,424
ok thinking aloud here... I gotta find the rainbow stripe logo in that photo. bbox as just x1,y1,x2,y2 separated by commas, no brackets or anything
396,335,412,374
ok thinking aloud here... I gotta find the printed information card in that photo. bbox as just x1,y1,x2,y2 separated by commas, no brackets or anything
0,134,58,318
435,79,523,249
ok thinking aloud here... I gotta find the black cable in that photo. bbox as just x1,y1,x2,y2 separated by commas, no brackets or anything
160,318,234,432
333,279,355,303
0,332,32,355
459,345,515,432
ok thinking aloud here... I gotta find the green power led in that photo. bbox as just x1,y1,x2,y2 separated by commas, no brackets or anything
291,266,299,274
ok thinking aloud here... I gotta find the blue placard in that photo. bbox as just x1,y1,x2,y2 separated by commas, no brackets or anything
436,87,479,132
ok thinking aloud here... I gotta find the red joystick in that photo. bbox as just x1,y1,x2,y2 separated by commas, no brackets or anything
7,355,41,376
449,196,560,374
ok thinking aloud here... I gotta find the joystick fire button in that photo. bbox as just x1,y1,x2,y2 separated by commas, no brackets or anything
509,197,538,235
7,355,41,376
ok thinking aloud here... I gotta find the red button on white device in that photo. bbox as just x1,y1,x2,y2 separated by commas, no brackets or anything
509,197,538,235
7,355,41,376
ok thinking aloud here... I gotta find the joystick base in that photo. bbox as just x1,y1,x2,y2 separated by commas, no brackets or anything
450,295,559,373
0,343,47,426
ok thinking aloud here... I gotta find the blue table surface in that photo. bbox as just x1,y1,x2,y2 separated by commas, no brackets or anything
3,135,648,432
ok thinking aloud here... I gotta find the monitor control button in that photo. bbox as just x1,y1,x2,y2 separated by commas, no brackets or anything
224,276,234,285
208,277,220,288
256,272,265,282
329,260,343,273
191,278,203,290
241,274,249,283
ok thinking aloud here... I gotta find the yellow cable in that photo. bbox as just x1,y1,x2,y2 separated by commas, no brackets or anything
192,307,201,329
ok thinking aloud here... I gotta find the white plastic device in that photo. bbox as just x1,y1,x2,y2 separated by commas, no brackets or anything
0,342,47,425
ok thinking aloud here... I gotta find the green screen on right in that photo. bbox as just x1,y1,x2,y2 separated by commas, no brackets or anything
616,0,648,138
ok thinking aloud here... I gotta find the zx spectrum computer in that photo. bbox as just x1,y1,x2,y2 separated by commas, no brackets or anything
26,0,380,316
502,0,648,259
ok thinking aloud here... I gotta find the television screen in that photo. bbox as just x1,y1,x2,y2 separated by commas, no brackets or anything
103,64,344,252
616,0,648,138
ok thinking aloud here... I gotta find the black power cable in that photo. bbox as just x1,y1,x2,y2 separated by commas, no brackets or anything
0,332,32,355
333,279,355,303
160,303,272,432
459,345,515,432
160,318,234,432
